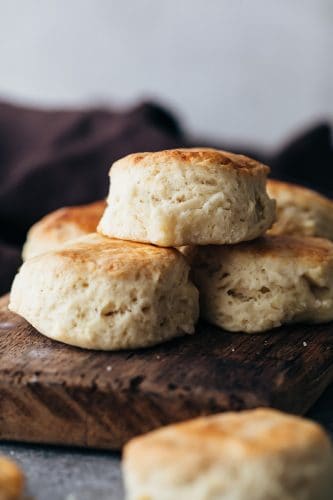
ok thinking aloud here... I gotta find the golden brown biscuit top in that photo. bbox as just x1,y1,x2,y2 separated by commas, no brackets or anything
202,235,333,264
34,233,184,276
267,179,333,210
125,408,330,463
242,235,333,262
111,148,270,176
31,200,106,237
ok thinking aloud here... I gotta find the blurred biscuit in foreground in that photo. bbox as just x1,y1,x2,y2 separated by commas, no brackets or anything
10,233,199,350
98,148,276,246
0,456,24,500
192,235,333,333
22,200,106,260
267,179,333,239
123,408,333,500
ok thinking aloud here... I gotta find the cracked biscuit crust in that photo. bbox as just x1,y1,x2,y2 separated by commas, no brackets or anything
192,235,333,333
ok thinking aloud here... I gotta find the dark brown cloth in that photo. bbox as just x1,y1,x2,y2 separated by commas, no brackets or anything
0,99,332,294
0,101,183,244
0,100,185,293
268,123,333,195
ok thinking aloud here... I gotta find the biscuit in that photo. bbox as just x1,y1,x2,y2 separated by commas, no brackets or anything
192,235,333,333
267,179,333,239
10,233,199,350
98,148,276,246
0,456,24,500
22,200,106,260
123,408,333,500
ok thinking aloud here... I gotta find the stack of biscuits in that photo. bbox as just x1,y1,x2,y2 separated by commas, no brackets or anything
8,148,333,500
10,148,333,345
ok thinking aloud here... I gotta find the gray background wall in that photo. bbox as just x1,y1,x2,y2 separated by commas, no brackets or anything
0,0,332,147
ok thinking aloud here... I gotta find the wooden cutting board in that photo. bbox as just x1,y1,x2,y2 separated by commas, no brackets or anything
0,294,332,450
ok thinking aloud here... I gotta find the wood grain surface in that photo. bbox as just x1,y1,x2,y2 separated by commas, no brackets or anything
0,294,332,450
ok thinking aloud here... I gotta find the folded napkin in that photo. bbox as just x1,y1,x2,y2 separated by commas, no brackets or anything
0,99,331,294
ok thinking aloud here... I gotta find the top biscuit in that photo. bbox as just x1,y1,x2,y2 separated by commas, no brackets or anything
22,200,106,260
267,179,333,239
98,148,276,247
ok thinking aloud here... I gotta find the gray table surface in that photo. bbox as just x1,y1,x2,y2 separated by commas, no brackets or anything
0,444,123,500
1,385,332,500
